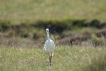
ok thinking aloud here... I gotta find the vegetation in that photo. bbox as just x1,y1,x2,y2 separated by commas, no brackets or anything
0,46,106,71
0,0,106,23
0,0,106,71
0,0,106,38
83,52,106,71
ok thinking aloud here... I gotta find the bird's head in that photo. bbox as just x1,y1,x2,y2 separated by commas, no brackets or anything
46,28,49,33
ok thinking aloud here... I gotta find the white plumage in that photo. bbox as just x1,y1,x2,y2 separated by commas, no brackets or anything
44,28,55,65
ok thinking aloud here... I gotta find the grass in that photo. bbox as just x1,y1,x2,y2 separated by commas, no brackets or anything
0,0,106,24
0,0,106,70
0,0,106,38
0,46,106,71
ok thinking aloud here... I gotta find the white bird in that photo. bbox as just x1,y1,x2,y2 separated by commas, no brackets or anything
44,28,55,66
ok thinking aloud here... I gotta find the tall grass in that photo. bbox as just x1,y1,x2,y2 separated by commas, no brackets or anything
0,46,106,71
82,49,106,71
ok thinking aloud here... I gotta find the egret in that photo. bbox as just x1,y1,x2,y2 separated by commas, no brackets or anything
44,28,55,66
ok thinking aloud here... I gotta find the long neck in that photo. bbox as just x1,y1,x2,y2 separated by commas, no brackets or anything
46,32,50,40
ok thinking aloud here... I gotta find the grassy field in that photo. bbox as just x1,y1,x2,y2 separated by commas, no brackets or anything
0,0,106,39
0,0,106,71
0,0,106,24
0,46,106,71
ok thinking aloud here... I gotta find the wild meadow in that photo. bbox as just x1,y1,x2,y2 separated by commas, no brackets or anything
0,0,106,23
0,45,106,71
0,0,106,71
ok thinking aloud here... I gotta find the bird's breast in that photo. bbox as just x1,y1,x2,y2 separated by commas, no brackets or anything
45,42,54,52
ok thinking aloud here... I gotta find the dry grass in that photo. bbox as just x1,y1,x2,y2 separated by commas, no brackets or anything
0,45,106,71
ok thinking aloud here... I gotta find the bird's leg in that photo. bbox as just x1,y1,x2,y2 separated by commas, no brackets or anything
49,55,52,66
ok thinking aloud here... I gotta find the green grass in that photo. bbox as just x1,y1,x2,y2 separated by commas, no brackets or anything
0,0,106,24
0,46,106,71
